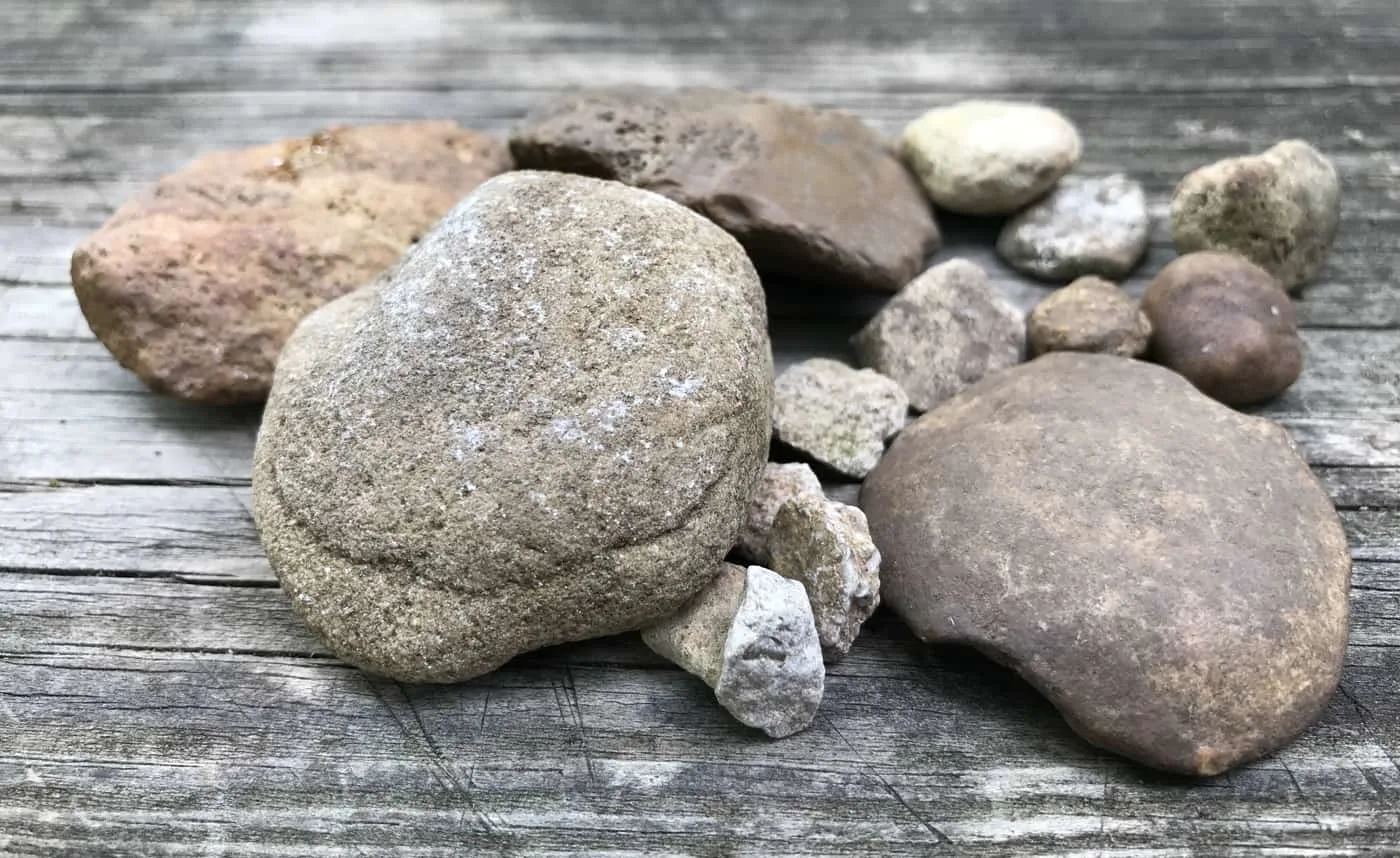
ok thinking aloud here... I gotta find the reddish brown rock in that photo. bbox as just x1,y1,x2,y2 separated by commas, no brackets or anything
71,122,512,404
509,87,940,292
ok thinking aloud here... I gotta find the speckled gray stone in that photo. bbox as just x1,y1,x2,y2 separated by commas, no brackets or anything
253,171,773,683
643,563,825,738
736,462,826,567
1027,276,1152,358
899,101,1082,215
1171,140,1340,291
851,259,1026,412
997,174,1150,282
772,358,908,479
769,492,881,663
862,353,1350,776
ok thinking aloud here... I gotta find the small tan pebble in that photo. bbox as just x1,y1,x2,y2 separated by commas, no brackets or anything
1141,251,1302,405
768,492,881,663
1170,140,1340,291
899,100,1081,215
642,563,824,739
772,358,909,479
1027,276,1152,358
736,463,826,566
852,258,1026,412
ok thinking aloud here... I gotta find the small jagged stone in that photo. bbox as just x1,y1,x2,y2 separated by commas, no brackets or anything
736,463,825,566
771,358,909,479
643,563,825,738
1142,251,1302,405
899,100,1082,215
253,172,773,683
851,259,1025,412
70,122,512,404
769,492,881,662
997,174,1150,282
1171,140,1340,291
511,87,940,292
1027,276,1152,358
862,354,1349,776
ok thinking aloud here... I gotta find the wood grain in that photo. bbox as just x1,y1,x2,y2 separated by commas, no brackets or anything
3,0,1400,854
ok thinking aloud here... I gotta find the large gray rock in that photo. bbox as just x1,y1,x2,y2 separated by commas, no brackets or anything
862,354,1350,776
253,171,773,683
1171,140,1340,291
643,563,825,738
510,87,940,292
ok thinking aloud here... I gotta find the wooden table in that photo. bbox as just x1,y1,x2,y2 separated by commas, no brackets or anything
3,1,1399,854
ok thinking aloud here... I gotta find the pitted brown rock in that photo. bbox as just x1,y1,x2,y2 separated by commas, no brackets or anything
71,122,512,404
253,172,773,683
862,354,1349,776
510,87,940,292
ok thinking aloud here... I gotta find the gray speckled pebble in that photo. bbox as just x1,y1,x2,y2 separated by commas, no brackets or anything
253,171,773,683
772,358,908,479
852,259,1025,412
997,174,1150,282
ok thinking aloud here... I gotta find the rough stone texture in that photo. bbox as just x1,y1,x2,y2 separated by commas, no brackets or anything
1170,140,1340,291
70,122,512,404
997,174,1150,282
898,100,1082,215
1142,251,1303,405
1027,276,1152,358
851,258,1025,412
643,563,825,739
769,492,881,663
735,463,825,567
253,171,773,683
509,87,940,292
771,358,908,479
861,353,1350,776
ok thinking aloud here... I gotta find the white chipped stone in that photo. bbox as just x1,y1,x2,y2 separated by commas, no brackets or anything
996,174,1150,282
772,358,908,479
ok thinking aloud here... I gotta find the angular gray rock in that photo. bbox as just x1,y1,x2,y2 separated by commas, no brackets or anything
1026,275,1152,358
510,87,941,292
772,358,909,479
862,353,1350,776
643,563,825,738
997,174,1150,282
1171,140,1340,291
769,492,881,662
253,171,773,683
899,100,1082,215
851,259,1025,412
736,462,826,567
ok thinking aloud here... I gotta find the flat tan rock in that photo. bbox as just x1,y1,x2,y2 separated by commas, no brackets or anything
71,122,512,404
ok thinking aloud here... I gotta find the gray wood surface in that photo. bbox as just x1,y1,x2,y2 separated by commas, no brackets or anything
2,0,1399,854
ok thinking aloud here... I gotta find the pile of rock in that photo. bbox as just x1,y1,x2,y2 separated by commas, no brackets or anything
70,87,1349,776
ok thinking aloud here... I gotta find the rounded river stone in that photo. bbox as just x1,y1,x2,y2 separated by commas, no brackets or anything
1027,276,1151,358
862,353,1349,776
253,171,773,683
71,122,512,404
1171,140,1340,291
1143,251,1303,405
510,87,940,292
997,174,1150,282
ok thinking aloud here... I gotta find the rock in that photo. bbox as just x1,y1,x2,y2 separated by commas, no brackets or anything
1142,251,1302,405
736,463,826,566
851,259,1025,412
861,353,1350,776
253,171,773,683
997,174,1150,282
70,122,512,404
769,492,881,662
898,100,1082,215
1170,140,1340,291
771,358,908,479
509,87,940,292
1026,276,1152,358
643,563,825,738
